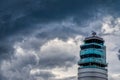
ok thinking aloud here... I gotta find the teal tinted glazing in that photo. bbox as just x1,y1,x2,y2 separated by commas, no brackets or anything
80,49,105,56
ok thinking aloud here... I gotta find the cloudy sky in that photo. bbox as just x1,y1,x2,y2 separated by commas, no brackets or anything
0,0,120,80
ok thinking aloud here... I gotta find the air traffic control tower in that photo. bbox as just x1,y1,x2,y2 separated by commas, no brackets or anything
78,32,108,80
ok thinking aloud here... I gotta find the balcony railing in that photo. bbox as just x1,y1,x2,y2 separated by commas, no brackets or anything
78,58,106,64
79,66,107,70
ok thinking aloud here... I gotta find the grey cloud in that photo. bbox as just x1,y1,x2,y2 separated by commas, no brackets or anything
33,71,76,80
118,49,120,60
12,55,37,70
36,26,80,40
39,54,77,69
0,72,7,80
1,62,34,80
0,37,78,80
58,76,77,80
39,71,56,80
118,49,120,53
0,40,14,62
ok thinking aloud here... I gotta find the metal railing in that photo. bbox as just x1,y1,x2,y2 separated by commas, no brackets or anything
78,58,106,64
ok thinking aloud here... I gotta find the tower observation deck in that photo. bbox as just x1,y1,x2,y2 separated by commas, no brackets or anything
78,32,108,80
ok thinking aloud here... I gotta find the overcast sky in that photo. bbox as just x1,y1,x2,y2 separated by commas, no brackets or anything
0,0,120,80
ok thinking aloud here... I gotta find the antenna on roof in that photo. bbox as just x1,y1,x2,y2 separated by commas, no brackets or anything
92,31,96,36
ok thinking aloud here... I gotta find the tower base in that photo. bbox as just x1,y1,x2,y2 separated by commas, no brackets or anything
78,67,108,80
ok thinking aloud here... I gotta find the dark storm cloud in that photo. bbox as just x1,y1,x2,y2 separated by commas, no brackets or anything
105,0,120,17
0,0,118,43
0,0,120,39
0,40,14,61
0,0,111,39
0,73,7,80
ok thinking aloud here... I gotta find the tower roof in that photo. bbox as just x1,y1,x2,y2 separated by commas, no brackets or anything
84,31,104,42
